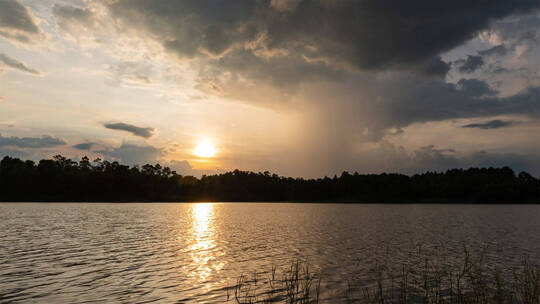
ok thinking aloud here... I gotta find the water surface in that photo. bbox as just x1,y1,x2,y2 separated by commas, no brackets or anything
1,203,539,303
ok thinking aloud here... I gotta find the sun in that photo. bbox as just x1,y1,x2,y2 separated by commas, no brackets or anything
193,141,217,158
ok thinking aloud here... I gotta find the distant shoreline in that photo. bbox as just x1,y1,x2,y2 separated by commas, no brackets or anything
1,155,539,203
2,200,539,204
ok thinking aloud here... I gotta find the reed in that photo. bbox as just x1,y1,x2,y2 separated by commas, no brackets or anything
228,247,540,303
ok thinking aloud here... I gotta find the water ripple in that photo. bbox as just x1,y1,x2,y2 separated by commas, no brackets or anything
1,203,540,303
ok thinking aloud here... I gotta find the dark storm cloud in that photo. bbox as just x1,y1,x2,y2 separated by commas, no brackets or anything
297,74,539,141
455,55,485,73
0,134,66,148
407,145,460,173
468,151,540,176
479,45,509,57
196,47,348,97
489,13,540,43
285,137,540,177
408,146,540,176
349,142,540,177
72,1,540,176
462,120,514,129
104,122,155,138
97,143,162,165
73,142,95,150
0,53,39,74
479,13,540,64
104,0,539,77
0,0,43,43
492,67,512,74
371,79,539,132
415,57,452,78
456,78,496,97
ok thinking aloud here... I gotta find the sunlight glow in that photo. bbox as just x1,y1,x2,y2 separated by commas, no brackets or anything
193,141,217,158
188,203,225,283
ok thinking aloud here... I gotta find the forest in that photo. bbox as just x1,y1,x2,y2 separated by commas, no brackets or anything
0,155,539,202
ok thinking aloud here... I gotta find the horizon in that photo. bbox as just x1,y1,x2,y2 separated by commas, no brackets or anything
2,154,539,180
1,1,539,178
3,154,538,203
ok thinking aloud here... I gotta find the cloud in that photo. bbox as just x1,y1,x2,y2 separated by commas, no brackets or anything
0,53,39,74
97,143,162,165
456,78,496,96
167,159,224,177
73,2,538,109
52,4,97,34
0,0,44,44
0,134,66,148
108,62,153,86
479,44,509,57
462,119,514,129
6,0,535,177
104,122,155,138
86,0,540,131
103,0,539,80
95,145,219,175
169,159,192,172
405,145,540,176
387,78,537,126
455,55,485,73
485,13,540,45
407,145,460,173
468,151,540,176
273,132,540,177
86,1,540,177
296,74,539,141
399,144,540,176
73,142,95,150
0,148,28,158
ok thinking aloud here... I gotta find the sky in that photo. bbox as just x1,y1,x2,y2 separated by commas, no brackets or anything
0,0,539,177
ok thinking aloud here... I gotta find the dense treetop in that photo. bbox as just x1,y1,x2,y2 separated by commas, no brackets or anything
0,155,538,202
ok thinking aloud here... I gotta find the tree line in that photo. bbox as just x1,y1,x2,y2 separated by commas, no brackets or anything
0,155,539,202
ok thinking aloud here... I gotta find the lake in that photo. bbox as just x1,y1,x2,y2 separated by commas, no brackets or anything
1,203,539,303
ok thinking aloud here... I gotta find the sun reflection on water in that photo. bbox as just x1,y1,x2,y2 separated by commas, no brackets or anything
188,203,225,282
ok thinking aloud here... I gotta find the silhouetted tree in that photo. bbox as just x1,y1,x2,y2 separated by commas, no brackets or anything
0,155,539,202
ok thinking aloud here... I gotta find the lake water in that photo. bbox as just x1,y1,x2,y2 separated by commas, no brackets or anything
1,203,539,303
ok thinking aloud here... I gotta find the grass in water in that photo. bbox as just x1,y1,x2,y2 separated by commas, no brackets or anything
227,246,539,303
